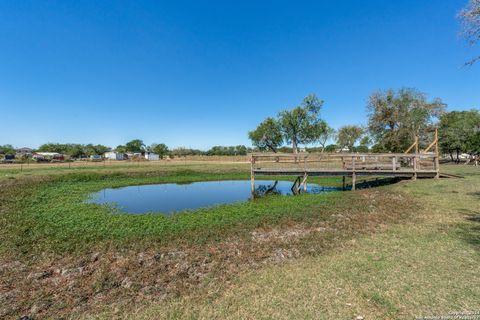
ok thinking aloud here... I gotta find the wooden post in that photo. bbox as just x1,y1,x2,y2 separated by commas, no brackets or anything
415,135,419,154
351,156,356,191
434,128,440,179
342,176,346,191
301,173,308,192
392,156,396,172
412,155,417,181
251,156,255,193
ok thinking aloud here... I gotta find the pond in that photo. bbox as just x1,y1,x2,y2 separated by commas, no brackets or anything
87,180,337,215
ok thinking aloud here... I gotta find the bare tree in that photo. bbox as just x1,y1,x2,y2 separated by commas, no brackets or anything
459,0,480,65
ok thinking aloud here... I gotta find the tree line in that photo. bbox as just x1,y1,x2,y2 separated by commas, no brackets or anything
0,140,252,159
248,88,479,160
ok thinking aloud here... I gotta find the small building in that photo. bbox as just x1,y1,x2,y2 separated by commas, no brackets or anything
144,152,160,161
15,147,33,155
104,152,124,160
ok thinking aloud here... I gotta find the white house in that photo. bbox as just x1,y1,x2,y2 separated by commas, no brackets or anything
144,152,160,161
15,147,33,155
104,151,124,160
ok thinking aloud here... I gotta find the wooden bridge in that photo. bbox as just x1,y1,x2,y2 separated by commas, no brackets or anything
250,131,440,192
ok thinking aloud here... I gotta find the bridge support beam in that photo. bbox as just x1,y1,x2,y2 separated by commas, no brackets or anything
301,173,308,192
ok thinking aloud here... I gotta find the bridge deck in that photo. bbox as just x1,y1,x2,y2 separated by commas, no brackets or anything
253,168,438,178
250,152,440,191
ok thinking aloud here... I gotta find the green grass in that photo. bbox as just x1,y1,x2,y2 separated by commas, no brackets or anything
3,163,478,319
115,164,480,320
0,168,356,256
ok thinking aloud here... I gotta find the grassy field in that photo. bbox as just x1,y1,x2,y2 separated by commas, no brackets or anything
1,163,479,319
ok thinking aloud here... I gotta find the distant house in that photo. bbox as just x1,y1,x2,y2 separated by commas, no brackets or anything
104,152,124,160
15,147,33,155
144,152,160,161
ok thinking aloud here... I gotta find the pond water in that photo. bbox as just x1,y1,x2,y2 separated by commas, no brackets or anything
87,180,337,215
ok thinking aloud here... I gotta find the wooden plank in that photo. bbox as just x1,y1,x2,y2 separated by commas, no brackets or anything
250,152,436,158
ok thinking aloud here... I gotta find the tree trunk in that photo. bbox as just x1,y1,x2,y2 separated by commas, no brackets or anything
267,144,277,153
292,139,298,154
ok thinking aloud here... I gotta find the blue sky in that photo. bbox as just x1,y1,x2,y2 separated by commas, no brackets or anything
1,0,478,149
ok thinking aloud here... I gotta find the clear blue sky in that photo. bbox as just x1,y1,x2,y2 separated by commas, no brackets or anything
1,0,478,149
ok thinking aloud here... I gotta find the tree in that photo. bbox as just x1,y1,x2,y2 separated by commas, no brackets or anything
170,147,204,157
206,145,248,156
0,144,15,155
356,135,372,153
115,145,127,153
359,135,372,148
83,144,110,156
125,139,145,153
150,143,169,159
336,125,364,151
324,144,338,152
315,124,335,152
248,117,283,153
67,144,86,158
367,88,446,152
459,0,480,65
93,144,110,155
439,110,480,161
278,94,325,153
235,145,248,155
38,143,68,154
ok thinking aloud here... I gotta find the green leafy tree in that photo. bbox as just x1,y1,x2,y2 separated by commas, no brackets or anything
115,145,127,153
170,147,204,157
459,0,480,65
150,143,169,159
94,144,110,155
367,88,446,152
324,144,338,152
125,139,145,153
82,144,110,156
0,144,15,155
206,145,248,156
235,145,248,155
315,124,335,152
469,130,480,155
66,144,86,158
38,143,68,153
278,94,325,153
336,125,364,151
359,135,372,148
439,110,480,161
248,117,283,153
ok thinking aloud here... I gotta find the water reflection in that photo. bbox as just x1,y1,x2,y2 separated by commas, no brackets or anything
87,180,331,215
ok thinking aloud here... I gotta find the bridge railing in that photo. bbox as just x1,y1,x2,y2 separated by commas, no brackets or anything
250,152,439,175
